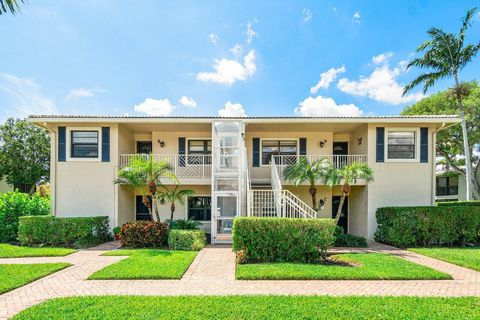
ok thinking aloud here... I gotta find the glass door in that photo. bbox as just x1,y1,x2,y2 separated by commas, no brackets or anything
214,194,238,242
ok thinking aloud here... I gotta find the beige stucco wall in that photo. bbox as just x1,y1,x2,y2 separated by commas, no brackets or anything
283,185,333,218
0,179,12,193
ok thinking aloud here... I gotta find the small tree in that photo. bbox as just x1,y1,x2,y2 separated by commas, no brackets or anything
325,163,374,224
114,155,177,222
283,157,331,210
157,184,194,224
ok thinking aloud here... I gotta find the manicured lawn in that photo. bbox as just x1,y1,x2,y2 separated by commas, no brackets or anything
409,247,480,271
0,244,76,258
236,253,451,280
88,249,198,280
13,296,480,319
0,263,70,294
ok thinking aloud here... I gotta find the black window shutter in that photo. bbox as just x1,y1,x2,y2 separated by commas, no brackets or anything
101,127,110,162
252,138,260,167
58,126,66,162
376,127,385,163
178,137,186,167
299,138,307,156
420,127,428,163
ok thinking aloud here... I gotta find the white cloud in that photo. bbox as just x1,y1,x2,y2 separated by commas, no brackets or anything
178,96,197,108
353,11,361,23
246,22,257,44
197,50,256,85
295,96,363,117
229,43,243,56
133,98,175,116
66,87,105,100
218,101,247,117
302,8,312,22
337,53,423,105
208,33,218,46
372,52,393,65
0,73,55,119
310,66,346,94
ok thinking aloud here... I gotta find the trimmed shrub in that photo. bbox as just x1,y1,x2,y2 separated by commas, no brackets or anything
18,216,111,247
232,217,337,263
0,191,50,242
169,219,200,230
334,228,368,247
168,229,206,251
438,201,480,207
120,221,168,248
375,206,480,247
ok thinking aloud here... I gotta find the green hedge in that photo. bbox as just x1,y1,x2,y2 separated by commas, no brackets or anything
120,221,168,248
374,206,480,247
168,229,206,251
232,217,336,263
437,201,480,207
18,216,111,247
0,191,50,242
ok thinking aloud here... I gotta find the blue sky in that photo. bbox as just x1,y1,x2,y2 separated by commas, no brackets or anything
0,0,479,120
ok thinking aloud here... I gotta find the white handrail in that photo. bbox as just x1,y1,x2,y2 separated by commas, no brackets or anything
271,156,283,216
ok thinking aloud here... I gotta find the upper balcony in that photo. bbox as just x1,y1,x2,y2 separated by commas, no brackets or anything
119,154,212,184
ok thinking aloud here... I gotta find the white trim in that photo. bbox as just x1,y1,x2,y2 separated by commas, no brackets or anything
259,137,299,167
66,127,102,162
384,127,420,163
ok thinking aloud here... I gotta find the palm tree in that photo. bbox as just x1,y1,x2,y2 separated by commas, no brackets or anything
325,163,374,224
283,157,331,210
114,155,178,222
403,7,480,200
1,0,23,15
158,184,194,223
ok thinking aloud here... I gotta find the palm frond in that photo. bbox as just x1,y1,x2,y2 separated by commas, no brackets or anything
0,0,22,15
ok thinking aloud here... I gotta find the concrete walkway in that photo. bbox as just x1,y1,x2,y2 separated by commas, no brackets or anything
1,242,479,319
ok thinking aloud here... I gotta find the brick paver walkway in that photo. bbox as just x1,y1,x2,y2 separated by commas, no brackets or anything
1,242,479,319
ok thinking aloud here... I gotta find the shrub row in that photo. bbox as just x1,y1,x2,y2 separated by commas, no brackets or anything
120,221,169,248
232,217,336,263
18,216,111,247
374,206,480,247
168,229,206,251
437,200,480,207
0,191,50,242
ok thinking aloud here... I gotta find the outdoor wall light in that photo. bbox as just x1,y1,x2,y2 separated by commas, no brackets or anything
157,139,165,148
159,197,165,205
318,197,327,210
357,137,363,145
319,139,327,148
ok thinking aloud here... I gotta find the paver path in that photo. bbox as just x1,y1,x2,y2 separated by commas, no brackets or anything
1,242,479,319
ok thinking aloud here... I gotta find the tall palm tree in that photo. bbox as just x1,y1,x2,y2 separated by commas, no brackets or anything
1,0,23,15
325,163,374,224
283,157,331,210
158,184,194,223
114,155,178,222
403,7,480,200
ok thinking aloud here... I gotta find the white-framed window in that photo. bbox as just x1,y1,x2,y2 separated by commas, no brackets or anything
261,139,298,165
66,127,102,161
385,128,420,162
187,139,211,165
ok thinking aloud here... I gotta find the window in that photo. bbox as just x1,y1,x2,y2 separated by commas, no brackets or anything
71,131,99,158
387,131,416,159
187,196,211,221
187,140,211,164
436,176,459,197
261,140,297,165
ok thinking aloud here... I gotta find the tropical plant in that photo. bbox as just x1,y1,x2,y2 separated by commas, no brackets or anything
158,185,194,224
403,7,480,200
114,155,177,221
0,0,23,15
283,157,331,210
325,163,374,224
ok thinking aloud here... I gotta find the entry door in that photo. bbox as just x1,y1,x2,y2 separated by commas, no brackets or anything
137,141,153,154
213,193,239,242
332,196,348,233
333,142,348,168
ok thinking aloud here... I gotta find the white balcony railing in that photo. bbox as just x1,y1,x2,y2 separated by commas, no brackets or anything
119,154,211,180
272,154,366,181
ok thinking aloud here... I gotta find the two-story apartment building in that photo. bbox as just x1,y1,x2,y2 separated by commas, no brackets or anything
29,115,459,243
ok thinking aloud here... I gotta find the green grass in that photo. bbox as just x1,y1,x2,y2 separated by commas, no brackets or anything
88,249,198,280
13,296,480,320
0,263,70,294
409,247,480,271
236,253,451,280
0,244,75,258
